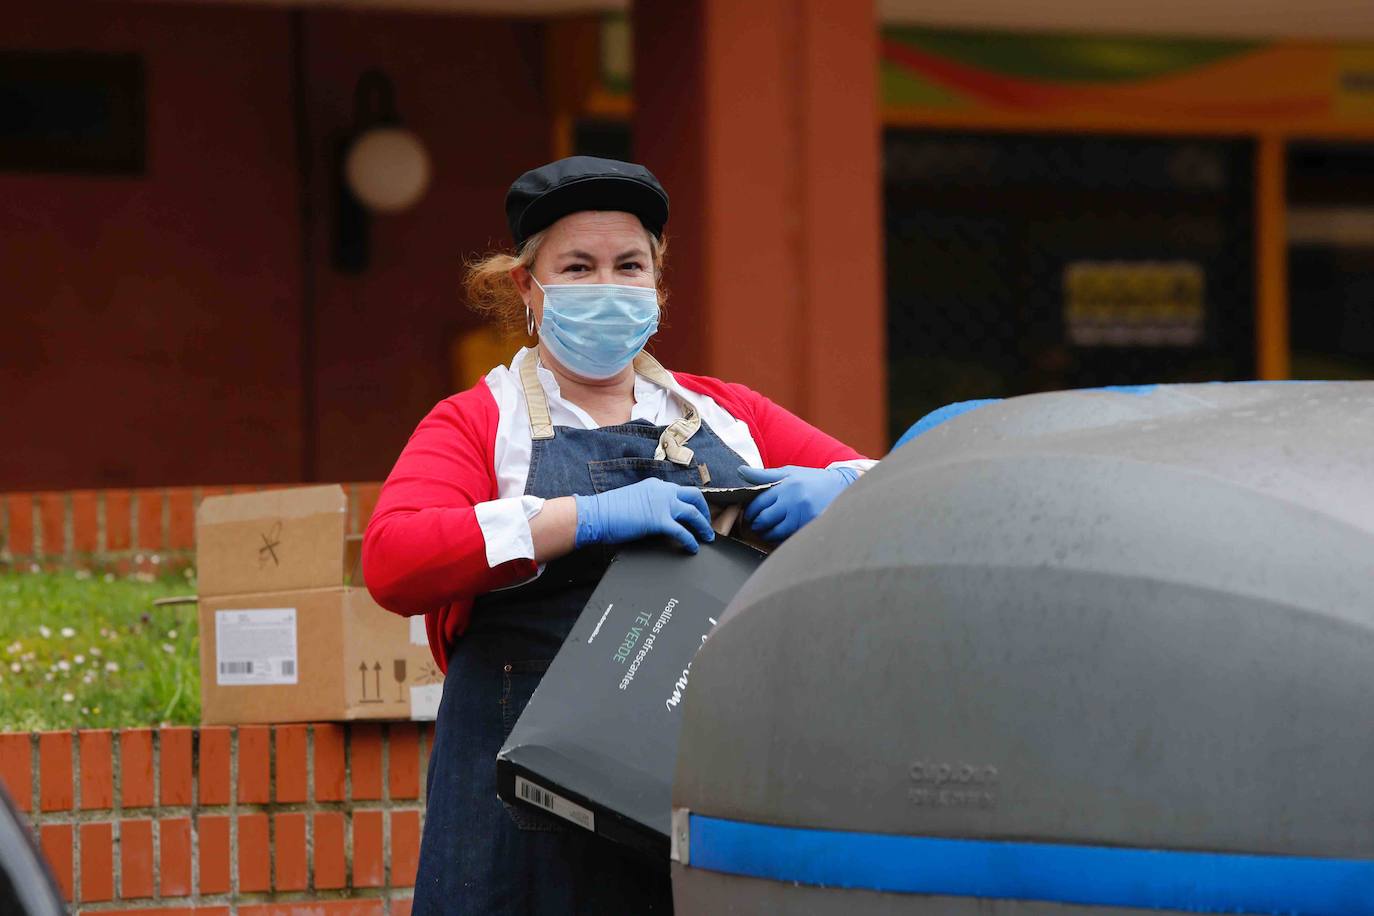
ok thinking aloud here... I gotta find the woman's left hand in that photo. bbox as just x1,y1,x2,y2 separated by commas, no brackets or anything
738,465,860,542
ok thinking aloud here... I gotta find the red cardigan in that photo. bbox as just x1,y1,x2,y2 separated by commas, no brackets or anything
362,371,864,669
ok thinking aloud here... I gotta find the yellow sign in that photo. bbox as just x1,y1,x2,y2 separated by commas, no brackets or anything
1064,261,1205,348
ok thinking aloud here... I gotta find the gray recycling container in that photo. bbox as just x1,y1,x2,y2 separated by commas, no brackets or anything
671,382,1374,915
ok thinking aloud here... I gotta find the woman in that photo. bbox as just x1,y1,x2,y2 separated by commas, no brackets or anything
363,156,875,914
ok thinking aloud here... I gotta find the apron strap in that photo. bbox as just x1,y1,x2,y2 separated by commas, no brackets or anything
633,352,700,466
518,349,701,465
519,349,556,440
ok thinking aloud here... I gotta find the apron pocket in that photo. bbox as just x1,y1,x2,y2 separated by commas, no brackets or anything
499,659,568,833
589,456,711,493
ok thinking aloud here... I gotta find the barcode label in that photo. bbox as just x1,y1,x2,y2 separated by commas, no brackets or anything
215,608,298,686
514,776,595,832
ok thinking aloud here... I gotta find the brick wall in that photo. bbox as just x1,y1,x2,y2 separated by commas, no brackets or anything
0,484,383,573
0,723,429,914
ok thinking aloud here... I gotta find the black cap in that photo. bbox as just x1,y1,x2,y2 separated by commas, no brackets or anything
505,156,669,247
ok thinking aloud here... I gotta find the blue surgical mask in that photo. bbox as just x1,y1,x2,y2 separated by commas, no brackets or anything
532,278,660,380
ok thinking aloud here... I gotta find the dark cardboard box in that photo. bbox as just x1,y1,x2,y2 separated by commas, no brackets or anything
496,537,766,858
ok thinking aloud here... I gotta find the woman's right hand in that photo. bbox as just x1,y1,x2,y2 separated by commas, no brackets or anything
573,478,715,553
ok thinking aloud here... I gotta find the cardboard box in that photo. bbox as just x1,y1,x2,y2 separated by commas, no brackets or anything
496,537,766,859
196,485,442,725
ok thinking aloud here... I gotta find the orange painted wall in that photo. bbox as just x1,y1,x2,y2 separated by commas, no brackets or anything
1,2,303,490
301,10,549,484
0,2,550,490
634,0,886,456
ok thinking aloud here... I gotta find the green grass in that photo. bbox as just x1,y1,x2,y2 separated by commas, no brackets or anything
0,568,200,731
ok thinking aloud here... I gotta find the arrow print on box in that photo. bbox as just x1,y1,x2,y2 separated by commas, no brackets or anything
359,660,384,703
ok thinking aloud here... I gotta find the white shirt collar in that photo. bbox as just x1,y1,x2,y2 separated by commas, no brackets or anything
507,347,678,428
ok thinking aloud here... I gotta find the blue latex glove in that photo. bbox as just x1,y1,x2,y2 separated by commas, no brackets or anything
574,478,715,553
738,465,860,542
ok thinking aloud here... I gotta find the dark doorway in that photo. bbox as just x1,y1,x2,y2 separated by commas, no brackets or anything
1287,142,1374,380
884,129,1257,443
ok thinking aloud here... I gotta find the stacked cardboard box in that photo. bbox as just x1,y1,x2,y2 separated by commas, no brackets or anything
196,485,441,725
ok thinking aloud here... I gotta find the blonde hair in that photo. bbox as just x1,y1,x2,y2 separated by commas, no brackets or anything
464,228,668,338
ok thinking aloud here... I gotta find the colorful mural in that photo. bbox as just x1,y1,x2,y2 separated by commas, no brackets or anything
593,20,1374,128
881,28,1374,123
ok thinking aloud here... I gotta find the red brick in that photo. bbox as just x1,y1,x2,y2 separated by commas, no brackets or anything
40,823,73,901
242,903,385,916
391,809,421,888
71,491,99,553
167,488,195,550
38,492,65,557
159,727,193,806
351,724,383,801
120,729,155,808
38,731,73,811
274,725,308,803
198,727,232,805
118,909,231,916
5,494,34,556
314,724,346,802
236,725,271,804
104,491,132,551
274,812,308,891
158,817,192,897
352,809,384,888
389,724,421,800
419,723,435,801
80,821,114,902
120,819,155,899
135,489,164,551
313,812,346,890
238,813,270,892
353,482,382,534
391,900,414,916
79,729,113,809
0,733,32,811
198,815,231,895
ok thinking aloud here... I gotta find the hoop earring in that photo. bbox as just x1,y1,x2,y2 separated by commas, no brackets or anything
526,305,537,337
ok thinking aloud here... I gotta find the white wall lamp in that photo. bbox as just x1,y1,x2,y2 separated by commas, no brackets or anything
334,70,432,273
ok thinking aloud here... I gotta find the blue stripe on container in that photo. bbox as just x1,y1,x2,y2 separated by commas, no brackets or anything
687,814,1374,915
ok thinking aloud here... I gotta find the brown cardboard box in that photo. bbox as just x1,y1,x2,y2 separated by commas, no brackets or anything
196,485,442,725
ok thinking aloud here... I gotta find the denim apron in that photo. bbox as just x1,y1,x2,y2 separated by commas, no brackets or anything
412,351,750,915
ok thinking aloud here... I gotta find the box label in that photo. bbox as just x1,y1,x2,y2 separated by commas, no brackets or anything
215,608,299,686
515,775,595,832
409,615,427,646
410,683,442,720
